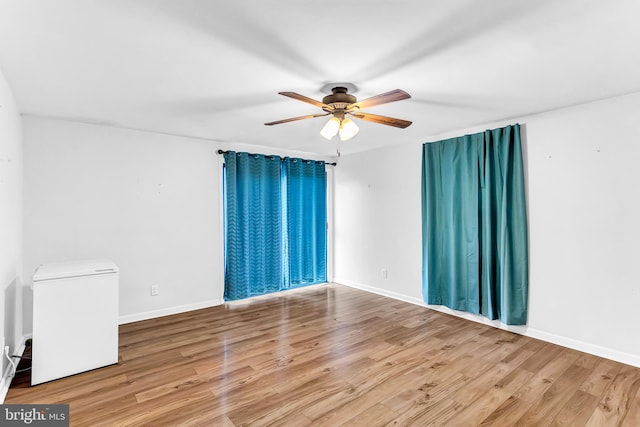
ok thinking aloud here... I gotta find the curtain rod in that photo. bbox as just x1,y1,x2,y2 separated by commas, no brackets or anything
217,149,336,166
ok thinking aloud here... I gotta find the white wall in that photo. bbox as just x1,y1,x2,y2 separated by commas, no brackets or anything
23,117,223,326
333,143,423,301
0,67,23,388
334,91,640,367
22,117,336,329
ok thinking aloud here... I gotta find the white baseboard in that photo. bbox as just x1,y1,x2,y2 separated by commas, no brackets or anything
118,299,223,325
0,334,30,403
522,328,640,369
334,278,640,368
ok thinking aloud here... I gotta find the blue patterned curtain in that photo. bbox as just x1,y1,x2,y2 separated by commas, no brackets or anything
421,124,528,325
223,152,284,300
284,157,327,287
223,151,327,301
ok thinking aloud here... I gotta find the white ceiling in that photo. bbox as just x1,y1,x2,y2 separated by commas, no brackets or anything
1,0,639,156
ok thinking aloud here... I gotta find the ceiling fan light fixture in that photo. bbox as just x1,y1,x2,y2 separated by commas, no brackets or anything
339,118,359,141
320,116,340,140
267,88,412,138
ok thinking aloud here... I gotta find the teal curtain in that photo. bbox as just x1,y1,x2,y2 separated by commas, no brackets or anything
284,157,327,287
421,124,528,325
223,151,327,301
224,152,284,300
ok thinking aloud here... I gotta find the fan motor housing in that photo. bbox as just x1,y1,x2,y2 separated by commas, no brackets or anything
322,87,356,106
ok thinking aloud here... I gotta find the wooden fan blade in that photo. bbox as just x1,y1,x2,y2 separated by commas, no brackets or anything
347,89,411,110
350,112,412,128
279,92,332,109
265,113,330,126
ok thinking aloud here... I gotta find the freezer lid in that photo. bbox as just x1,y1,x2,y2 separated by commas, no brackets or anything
33,259,119,282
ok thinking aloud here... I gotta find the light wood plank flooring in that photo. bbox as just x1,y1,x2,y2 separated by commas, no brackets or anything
6,283,640,426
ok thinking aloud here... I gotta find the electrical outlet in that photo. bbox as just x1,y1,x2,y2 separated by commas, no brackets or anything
382,268,388,279
150,285,159,296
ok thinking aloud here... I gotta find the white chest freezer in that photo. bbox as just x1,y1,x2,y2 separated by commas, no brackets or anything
32,259,119,385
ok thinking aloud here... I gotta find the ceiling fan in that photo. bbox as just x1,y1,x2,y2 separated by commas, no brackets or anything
265,86,412,141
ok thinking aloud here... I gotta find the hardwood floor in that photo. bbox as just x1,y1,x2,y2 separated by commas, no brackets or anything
6,283,640,426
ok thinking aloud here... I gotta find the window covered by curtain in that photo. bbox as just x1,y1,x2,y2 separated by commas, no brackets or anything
223,152,284,300
284,157,327,287
223,151,327,301
421,124,528,325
